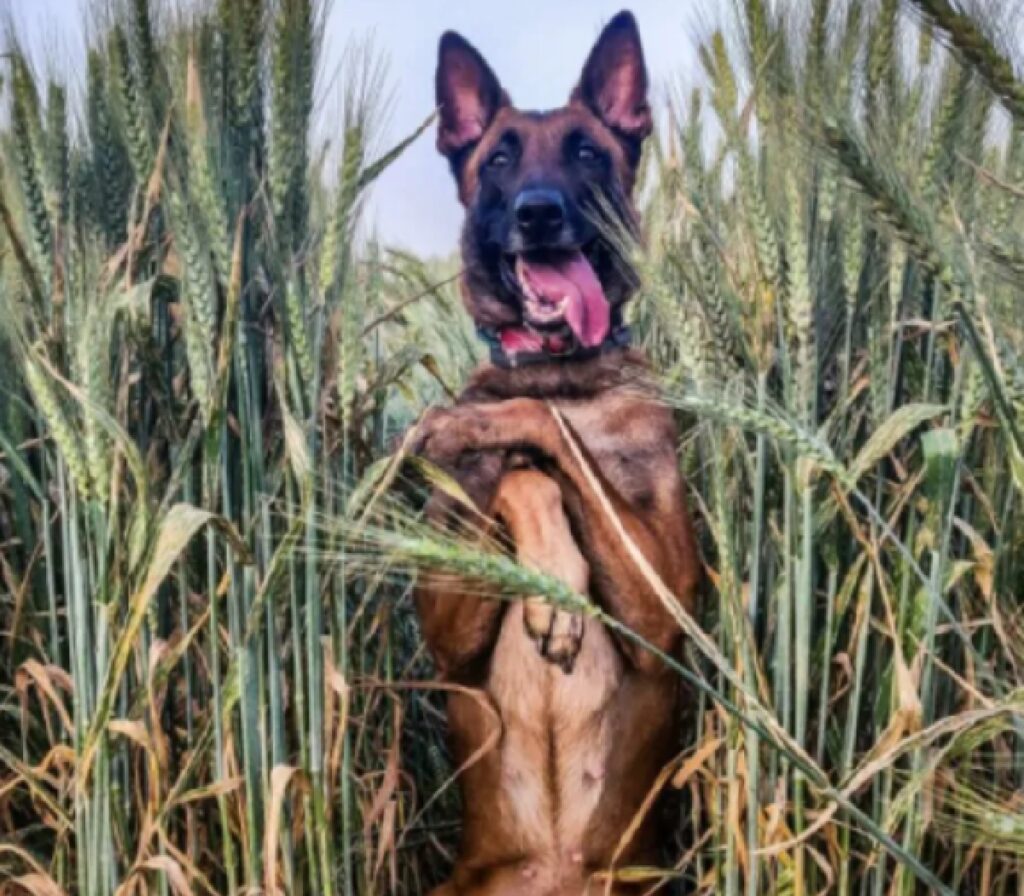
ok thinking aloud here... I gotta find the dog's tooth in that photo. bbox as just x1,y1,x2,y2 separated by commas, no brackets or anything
514,255,534,298
520,274,537,302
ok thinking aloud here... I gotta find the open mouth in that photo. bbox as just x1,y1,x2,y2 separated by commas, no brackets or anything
501,246,611,350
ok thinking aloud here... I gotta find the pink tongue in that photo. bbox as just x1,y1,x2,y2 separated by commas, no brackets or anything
520,251,610,348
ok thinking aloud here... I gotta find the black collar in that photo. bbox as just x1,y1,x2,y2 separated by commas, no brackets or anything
476,324,633,369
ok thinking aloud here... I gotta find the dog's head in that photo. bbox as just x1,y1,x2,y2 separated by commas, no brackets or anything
435,11,652,363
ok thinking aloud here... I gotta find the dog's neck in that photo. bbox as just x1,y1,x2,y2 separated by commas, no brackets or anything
460,345,651,403
475,322,633,370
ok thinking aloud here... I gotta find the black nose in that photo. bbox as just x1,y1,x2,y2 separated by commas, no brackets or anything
514,188,566,242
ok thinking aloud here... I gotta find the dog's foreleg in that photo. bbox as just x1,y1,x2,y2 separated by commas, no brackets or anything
491,469,588,672
414,568,505,682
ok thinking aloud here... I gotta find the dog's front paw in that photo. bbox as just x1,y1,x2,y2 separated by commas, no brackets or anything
524,597,584,673
410,399,557,469
409,406,487,468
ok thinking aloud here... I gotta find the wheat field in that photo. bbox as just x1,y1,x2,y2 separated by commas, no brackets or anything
1,0,1024,894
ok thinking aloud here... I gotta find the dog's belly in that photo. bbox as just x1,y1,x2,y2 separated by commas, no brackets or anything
486,602,624,868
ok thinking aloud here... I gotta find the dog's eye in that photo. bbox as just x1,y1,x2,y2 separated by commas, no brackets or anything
488,150,511,169
577,143,598,163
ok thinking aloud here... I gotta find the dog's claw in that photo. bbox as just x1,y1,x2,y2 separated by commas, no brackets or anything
407,407,455,466
543,611,584,674
408,408,441,456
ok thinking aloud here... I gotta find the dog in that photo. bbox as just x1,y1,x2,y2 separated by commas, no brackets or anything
411,12,700,895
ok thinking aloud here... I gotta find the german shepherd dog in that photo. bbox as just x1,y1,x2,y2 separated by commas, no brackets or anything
412,11,700,895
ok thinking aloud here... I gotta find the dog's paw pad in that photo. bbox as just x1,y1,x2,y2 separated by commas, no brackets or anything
523,599,583,672
543,612,584,673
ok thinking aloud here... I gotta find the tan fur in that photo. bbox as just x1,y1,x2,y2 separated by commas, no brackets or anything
490,472,619,850
426,468,658,896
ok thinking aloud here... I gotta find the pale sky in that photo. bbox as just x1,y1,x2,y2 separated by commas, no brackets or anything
6,0,729,256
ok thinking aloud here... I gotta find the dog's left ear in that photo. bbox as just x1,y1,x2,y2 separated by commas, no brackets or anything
570,11,652,159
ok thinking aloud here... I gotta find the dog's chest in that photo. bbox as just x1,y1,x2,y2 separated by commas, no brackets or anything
553,398,662,505
487,602,623,856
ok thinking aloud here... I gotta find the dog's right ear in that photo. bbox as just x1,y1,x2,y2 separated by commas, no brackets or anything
436,32,508,172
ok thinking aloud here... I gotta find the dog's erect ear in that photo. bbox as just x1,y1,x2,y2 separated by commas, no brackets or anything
571,11,652,155
436,31,508,168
